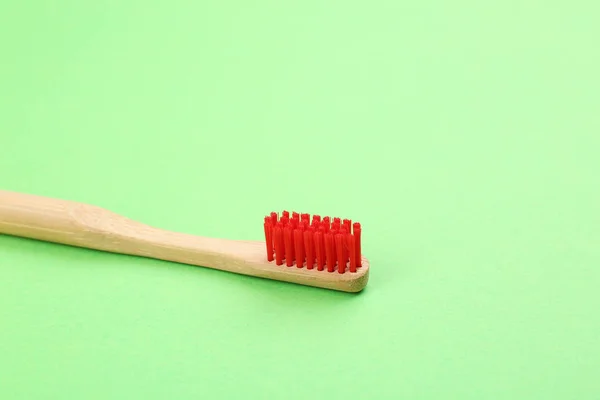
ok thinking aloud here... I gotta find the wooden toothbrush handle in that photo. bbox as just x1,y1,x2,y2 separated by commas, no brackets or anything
0,190,127,251
0,190,255,267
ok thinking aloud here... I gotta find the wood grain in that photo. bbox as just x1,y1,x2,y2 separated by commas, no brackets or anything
0,190,369,292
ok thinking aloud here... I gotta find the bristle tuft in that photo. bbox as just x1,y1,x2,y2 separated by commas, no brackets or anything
353,222,362,267
264,217,274,262
315,230,325,271
347,233,356,272
335,232,345,274
304,227,315,269
343,219,351,233
274,223,284,265
284,225,294,267
292,212,300,228
301,213,310,224
325,232,335,272
340,227,348,267
322,217,330,232
294,226,305,268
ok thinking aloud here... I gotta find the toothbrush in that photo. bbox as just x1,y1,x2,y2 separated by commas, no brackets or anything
0,190,369,292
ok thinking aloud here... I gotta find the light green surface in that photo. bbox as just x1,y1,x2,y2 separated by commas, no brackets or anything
1,1,599,398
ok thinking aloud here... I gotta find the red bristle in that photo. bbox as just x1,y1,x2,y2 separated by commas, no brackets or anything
292,212,300,228
279,219,287,255
335,233,345,274
294,228,305,268
315,230,325,271
322,217,331,232
333,217,341,228
270,212,278,225
301,213,310,223
273,224,284,265
312,215,321,225
330,228,338,268
347,233,356,272
290,227,296,260
325,232,335,272
281,213,289,231
353,222,362,267
343,219,351,233
281,217,290,256
264,217,274,262
340,227,348,266
284,225,294,267
304,227,315,270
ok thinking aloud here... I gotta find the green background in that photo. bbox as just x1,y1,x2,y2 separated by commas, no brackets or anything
1,0,599,398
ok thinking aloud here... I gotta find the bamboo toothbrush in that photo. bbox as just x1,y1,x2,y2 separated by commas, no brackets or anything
0,190,369,292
